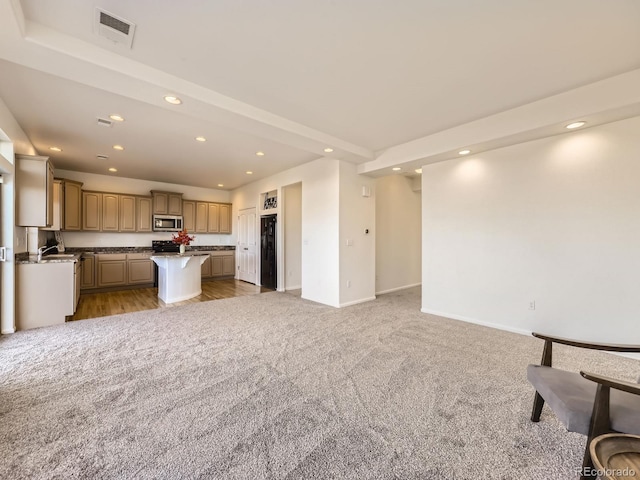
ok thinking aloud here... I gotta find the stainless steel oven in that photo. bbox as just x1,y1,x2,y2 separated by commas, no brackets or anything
153,215,183,232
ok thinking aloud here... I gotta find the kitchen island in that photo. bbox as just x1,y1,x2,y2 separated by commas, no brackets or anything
151,252,210,304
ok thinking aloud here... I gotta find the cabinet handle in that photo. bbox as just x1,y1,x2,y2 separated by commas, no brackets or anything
244,247,248,250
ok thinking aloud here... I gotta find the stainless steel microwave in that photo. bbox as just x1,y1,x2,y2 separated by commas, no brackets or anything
153,215,183,232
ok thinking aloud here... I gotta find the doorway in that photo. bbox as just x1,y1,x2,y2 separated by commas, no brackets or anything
260,214,277,290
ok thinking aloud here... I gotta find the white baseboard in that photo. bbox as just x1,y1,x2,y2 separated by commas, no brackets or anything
376,282,421,296
339,296,377,308
285,285,301,291
420,308,532,337
1,328,16,335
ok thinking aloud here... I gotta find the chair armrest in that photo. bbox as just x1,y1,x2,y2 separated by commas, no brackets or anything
532,332,640,353
581,371,640,396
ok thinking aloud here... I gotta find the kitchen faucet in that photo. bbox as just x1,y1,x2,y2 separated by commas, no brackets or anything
37,245,58,262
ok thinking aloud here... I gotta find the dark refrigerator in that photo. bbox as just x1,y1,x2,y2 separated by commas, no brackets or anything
261,215,277,290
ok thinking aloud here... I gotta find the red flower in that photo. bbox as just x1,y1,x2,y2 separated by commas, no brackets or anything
172,229,195,245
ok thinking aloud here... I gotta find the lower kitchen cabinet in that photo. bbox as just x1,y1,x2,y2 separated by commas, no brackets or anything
84,253,154,290
97,254,127,287
81,254,96,289
127,253,154,284
201,251,235,279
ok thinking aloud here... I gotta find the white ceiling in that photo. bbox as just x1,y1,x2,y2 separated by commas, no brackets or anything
0,0,639,189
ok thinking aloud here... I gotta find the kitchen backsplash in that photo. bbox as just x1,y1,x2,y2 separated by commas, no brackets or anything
44,231,235,249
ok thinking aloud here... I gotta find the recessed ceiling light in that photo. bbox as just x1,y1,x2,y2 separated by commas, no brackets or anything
566,121,586,129
195,136,206,142
109,114,125,122
415,168,422,174
246,171,253,175
458,149,471,155
256,151,265,156
324,147,334,153
392,167,401,171
217,184,224,187
108,167,118,172
113,145,124,151
49,146,62,152
164,95,182,105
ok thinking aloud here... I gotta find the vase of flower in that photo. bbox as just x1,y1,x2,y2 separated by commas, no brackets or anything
172,229,195,254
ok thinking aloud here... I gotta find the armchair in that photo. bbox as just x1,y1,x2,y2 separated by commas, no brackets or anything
526,332,640,478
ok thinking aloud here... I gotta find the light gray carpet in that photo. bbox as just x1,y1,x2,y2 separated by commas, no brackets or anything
0,287,637,479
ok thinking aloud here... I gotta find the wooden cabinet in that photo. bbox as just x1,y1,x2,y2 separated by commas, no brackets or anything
136,196,153,232
81,254,96,289
102,194,119,231
201,251,235,278
195,202,208,233
184,200,232,234
42,179,63,231
223,255,235,275
207,203,219,233
16,154,54,227
127,253,153,284
97,253,127,287
119,195,136,232
82,191,102,231
152,191,183,215
63,179,83,231
183,200,196,232
219,204,231,233
200,255,211,277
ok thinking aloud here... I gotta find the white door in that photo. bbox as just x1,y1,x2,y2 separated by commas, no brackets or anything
237,207,257,283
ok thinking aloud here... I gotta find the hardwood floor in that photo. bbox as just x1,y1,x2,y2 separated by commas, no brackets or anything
71,278,272,321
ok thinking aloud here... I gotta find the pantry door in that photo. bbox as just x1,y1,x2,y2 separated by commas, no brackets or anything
237,207,257,284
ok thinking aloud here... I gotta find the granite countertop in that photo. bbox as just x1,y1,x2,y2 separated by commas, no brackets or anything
67,245,235,254
15,252,82,265
150,252,210,258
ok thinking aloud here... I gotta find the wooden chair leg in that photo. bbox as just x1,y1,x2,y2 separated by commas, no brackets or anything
531,391,544,422
580,383,611,480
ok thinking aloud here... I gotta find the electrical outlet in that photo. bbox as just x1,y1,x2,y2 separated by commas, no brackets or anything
529,301,536,310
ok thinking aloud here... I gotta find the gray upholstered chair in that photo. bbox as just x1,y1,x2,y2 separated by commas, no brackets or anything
527,332,640,479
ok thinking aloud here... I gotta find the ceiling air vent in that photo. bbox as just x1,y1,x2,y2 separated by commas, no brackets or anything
96,117,113,127
96,155,109,160
95,8,136,49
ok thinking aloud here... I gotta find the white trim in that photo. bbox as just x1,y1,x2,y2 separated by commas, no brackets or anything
376,282,421,295
285,284,301,291
420,308,532,337
339,296,377,308
1,327,16,335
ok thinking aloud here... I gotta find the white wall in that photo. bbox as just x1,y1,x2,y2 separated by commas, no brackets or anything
421,116,640,343
232,157,376,308
375,175,421,294
232,157,341,306
338,161,376,306
55,170,233,248
283,182,302,290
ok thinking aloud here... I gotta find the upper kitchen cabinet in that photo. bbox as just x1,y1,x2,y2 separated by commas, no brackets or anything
183,200,196,232
82,191,102,231
41,179,63,231
219,204,232,234
16,154,54,227
136,196,153,232
42,178,84,231
63,179,83,231
151,191,183,215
